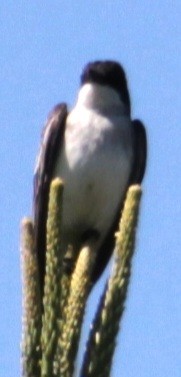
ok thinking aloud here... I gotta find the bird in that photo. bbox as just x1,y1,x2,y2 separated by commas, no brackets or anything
33,60,147,292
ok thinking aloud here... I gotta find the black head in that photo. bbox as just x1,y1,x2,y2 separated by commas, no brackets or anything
81,60,130,111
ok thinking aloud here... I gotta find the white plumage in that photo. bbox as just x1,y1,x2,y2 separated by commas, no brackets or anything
53,83,133,251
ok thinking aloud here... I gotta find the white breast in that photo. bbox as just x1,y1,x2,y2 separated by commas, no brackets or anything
53,84,133,250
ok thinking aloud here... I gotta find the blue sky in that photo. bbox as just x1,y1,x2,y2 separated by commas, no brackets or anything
0,1,180,376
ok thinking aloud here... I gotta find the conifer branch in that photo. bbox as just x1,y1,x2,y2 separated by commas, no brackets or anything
41,178,64,377
21,182,143,377
21,218,41,377
57,245,96,377
81,185,142,377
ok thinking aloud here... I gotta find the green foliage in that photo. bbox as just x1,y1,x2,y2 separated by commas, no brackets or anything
21,219,41,377
80,186,141,377
21,180,142,377
41,178,64,377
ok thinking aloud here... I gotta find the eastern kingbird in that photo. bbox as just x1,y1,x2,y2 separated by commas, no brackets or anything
33,60,147,291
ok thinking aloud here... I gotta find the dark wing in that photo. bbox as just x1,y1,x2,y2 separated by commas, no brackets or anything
33,103,68,291
129,119,147,184
91,119,147,284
